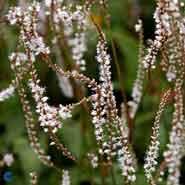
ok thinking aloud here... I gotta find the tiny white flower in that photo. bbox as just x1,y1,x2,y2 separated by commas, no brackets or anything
3,153,14,167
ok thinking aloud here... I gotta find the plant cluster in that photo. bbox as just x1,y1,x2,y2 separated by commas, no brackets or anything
0,0,185,185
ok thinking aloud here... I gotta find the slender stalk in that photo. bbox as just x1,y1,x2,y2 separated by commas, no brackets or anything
99,3,134,143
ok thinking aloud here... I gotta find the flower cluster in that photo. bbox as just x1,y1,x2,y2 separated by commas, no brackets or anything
9,51,31,78
91,36,118,158
45,0,63,8
3,0,185,184
144,89,171,181
0,85,15,102
9,52,27,67
29,79,62,133
45,1,88,71
68,5,88,71
27,67,76,161
61,170,70,185
87,153,98,168
93,34,136,182
159,0,184,82
142,1,185,184
7,2,50,62
6,6,22,25
59,105,72,120
143,0,169,69
9,55,55,168
2,153,14,167
26,36,50,57
68,31,87,71
117,144,136,182
163,79,184,185
96,36,118,123
28,68,77,134
128,19,145,118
